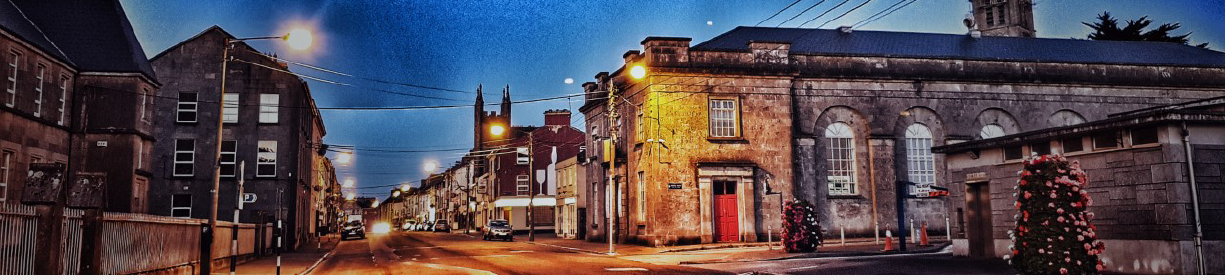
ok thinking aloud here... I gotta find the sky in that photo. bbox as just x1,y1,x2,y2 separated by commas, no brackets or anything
119,0,1225,197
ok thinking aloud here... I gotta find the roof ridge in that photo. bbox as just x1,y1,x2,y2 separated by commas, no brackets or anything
5,0,71,65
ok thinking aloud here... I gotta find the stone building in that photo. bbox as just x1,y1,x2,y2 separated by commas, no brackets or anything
580,22,1225,246
933,97,1225,274
478,109,584,231
0,0,159,212
970,0,1035,37
148,26,329,249
555,155,587,239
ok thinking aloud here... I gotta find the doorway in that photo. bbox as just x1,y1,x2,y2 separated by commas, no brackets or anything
965,182,995,257
713,180,739,242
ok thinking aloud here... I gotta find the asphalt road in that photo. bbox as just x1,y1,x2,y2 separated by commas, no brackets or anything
685,249,1016,275
309,231,729,275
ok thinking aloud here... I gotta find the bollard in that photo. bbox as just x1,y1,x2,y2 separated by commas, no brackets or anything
840,224,845,246
910,218,916,245
945,216,952,242
874,222,880,244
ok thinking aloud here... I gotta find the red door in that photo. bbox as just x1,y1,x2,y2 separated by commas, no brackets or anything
714,180,738,242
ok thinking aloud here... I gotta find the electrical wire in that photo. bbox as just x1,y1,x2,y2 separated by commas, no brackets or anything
776,0,829,27
851,0,908,28
799,0,854,27
757,0,805,26
817,0,874,28
242,49,476,94
231,58,471,102
854,0,918,29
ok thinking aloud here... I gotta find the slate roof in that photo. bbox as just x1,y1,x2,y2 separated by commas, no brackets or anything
0,0,73,66
692,27,1225,68
5,0,157,82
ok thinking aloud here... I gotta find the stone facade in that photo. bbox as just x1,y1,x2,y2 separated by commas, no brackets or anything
0,23,76,204
934,100,1225,274
970,0,1036,37
555,155,586,239
148,26,327,249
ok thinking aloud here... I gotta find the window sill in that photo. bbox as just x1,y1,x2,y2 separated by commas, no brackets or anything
175,121,198,125
827,194,864,199
172,174,194,178
707,137,748,144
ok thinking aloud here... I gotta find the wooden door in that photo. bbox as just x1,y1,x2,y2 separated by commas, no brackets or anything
713,180,739,242
965,182,994,257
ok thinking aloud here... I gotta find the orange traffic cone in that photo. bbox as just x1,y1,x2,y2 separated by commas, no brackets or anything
882,230,895,252
919,222,931,247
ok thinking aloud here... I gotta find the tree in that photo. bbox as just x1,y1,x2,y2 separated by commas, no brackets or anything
1006,154,1105,274
781,200,822,253
1083,12,1209,48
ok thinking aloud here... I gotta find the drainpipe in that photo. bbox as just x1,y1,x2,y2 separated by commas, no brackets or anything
1179,122,1205,275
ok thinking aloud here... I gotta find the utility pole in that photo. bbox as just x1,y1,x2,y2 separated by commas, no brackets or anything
606,80,618,255
467,159,474,234
230,161,245,275
528,132,536,241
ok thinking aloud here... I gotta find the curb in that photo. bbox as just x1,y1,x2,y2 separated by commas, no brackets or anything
659,243,773,253
677,243,952,265
298,236,342,275
525,241,613,256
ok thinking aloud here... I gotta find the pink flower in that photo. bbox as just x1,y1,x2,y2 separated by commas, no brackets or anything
1046,181,1053,187
1078,235,1085,241
1039,249,1045,254
1084,243,1092,250
1096,264,1104,271
1050,193,1057,198
1057,208,1065,214
1060,268,1068,274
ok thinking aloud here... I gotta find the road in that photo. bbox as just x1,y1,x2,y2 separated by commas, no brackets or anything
310,231,729,275
686,249,1016,275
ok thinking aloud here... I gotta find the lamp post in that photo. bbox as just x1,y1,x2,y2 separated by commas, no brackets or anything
204,29,312,275
605,65,646,255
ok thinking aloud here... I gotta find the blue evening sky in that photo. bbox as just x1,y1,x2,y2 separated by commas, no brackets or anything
119,0,1225,197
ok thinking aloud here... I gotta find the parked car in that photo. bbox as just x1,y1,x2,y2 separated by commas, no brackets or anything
482,219,512,241
402,219,417,231
433,219,451,232
341,221,366,240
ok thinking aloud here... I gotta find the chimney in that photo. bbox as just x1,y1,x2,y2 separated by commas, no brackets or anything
544,109,571,126
837,26,853,34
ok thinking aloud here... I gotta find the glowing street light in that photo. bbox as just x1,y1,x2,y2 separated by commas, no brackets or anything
630,65,647,79
335,151,353,164
345,193,355,201
392,190,401,198
343,178,355,189
371,200,380,208
423,161,438,173
490,124,505,136
400,184,411,192
285,28,313,50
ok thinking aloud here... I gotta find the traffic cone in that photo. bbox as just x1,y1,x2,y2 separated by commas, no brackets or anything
882,230,895,252
919,222,931,247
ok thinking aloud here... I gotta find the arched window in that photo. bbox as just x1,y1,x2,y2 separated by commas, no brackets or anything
825,122,857,195
979,124,1005,139
905,123,935,194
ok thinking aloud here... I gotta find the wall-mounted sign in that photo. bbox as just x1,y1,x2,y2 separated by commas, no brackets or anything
67,172,107,208
21,163,66,205
668,183,683,190
965,172,989,183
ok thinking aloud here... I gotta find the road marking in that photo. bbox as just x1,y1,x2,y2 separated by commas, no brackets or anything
787,264,822,271
605,267,649,272
509,250,533,253
526,242,608,256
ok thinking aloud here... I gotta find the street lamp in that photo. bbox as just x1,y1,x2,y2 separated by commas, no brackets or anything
490,124,506,137
392,190,401,198
605,64,646,255
400,183,411,192
423,161,439,173
345,193,355,201
335,151,353,165
343,178,355,189
205,29,313,275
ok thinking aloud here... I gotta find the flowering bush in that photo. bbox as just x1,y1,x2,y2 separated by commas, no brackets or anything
1007,154,1105,274
781,200,822,253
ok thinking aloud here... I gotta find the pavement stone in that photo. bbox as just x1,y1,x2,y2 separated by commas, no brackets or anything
218,234,342,275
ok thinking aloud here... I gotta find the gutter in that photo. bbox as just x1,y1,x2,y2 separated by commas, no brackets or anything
1179,122,1206,275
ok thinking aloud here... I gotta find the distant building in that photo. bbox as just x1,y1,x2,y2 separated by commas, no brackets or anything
148,26,329,250
970,0,1036,37
933,97,1225,274
0,0,159,212
580,24,1225,246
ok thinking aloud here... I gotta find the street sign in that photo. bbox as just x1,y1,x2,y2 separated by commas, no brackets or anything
242,193,258,203
668,183,683,190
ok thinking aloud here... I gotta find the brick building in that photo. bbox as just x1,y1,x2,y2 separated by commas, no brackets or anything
148,26,329,249
555,155,587,239
580,14,1225,245
933,97,1225,274
478,109,584,231
1,0,159,212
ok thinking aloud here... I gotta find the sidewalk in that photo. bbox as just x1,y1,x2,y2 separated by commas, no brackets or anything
221,234,341,275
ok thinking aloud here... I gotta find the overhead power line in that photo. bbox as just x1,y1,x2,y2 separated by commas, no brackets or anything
851,0,908,28
854,0,918,29
776,0,828,27
799,0,854,27
231,58,470,102
757,0,805,26
817,0,874,28
243,49,475,94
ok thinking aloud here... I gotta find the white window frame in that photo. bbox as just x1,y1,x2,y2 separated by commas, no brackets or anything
6,50,18,106
177,92,198,123
257,141,277,177
825,122,857,195
637,171,645,222
220,140,236,177
905,123,936,195
516,175,529,196
222,93,238,123
0,150,11,201
259,93,279,123
139,88,150,123
33,63,44,117
516,147,529,165
636,112,644,142
135,140,143,170
173,139,194,176
171,194,192,218
709,99,738,138
57,75,68,125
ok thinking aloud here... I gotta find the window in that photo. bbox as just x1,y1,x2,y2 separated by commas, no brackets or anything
825,122,857,195
1132,126,1159,145
6,51,18,106
222,93,238,123
984,7,995,26
1062,137,1083,153
0,151,11,201
1031,142,1051,156
139,88,150,123
171,194,192,217
135,140,143,170
177,92,198,123
259,94,279,123
33,64,44,117
905,124,935,194
174,139,194,176
636,112,644,142
516,147,529,165
997,5,1008,25
637,171,645,222
57,76,68,125
1004,145,1024,160
516,175,529,196
979,124,1005,139
257,141,277,177
709,99,738,138
1093,131,1118,150
220,140,236,177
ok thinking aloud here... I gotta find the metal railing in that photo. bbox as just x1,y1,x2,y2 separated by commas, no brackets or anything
0,203,38,274
99,213,205,275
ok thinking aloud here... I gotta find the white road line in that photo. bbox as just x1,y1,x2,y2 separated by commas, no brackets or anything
508,250,533,253
605,267,649,271
787,264,822,271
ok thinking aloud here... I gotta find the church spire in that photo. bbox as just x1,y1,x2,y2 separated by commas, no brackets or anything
474,84,484,149
501,85,512,122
